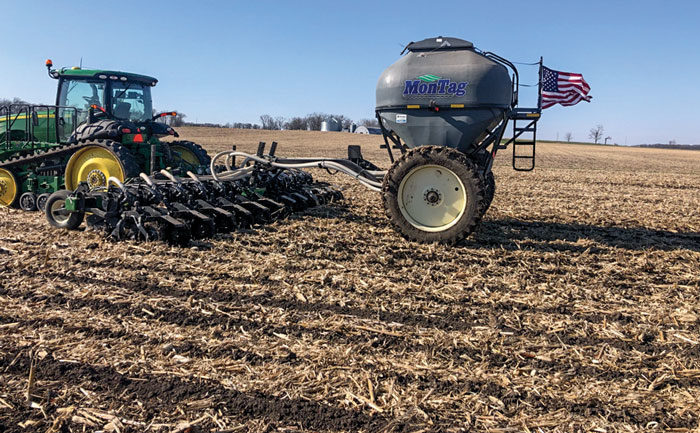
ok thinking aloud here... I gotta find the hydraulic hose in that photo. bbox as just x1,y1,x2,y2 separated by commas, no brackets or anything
139,173,156,187
211,151,382,191
107,177,127,192
160,169,180,183
186,171,202,183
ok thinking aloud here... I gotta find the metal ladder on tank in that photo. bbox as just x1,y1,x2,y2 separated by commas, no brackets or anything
500,58,543,172
504,109,540,171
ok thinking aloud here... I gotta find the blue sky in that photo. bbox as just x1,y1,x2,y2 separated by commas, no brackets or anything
2,0,699,145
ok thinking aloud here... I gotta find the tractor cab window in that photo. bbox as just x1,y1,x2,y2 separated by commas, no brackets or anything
58,79,105,119
57,79,106,141
111,82,152,122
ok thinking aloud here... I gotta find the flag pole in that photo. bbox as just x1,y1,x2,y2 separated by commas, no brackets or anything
537,57,543,112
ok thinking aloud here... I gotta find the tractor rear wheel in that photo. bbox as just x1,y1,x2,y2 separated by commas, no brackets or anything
64,139,140,190
382,146,485,244
0,168,18,207
45,190,84,230
168,141,211,173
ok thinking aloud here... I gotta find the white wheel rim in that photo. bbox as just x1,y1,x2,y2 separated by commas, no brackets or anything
397,164,467,232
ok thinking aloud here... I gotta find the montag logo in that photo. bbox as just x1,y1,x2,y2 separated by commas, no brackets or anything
403,74,468,98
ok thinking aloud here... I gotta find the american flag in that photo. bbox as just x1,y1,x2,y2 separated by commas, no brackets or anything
540,66,591,109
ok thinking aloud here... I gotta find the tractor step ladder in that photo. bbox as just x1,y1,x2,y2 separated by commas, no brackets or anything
503,108,540,171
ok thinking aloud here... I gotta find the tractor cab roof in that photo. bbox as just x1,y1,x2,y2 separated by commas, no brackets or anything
54,68,158,86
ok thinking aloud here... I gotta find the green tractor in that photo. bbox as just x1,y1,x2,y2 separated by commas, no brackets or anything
0,60,210,211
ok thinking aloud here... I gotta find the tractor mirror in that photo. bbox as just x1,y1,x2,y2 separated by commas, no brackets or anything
152,111,177,120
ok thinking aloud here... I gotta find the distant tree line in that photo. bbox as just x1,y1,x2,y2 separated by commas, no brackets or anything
260,113,381,131
0,97,30,107
260,113,352,131
0,97,48,114
637,144,700,150
228,123,261,129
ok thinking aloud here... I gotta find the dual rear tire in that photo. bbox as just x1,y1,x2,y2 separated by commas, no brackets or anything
382,146,492,244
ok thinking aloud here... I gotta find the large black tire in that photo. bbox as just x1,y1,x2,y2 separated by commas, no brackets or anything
72,120,124,142
64,139,141,190
45,190,84,230
382,146,485,244
480,171,496,217
167,141,211,173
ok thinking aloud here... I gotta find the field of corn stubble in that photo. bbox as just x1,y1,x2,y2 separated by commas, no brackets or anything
1,127,699,433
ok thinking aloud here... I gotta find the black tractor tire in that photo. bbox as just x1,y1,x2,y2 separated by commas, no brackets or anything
19,192,37,211
480,171,496,217
167,141,211,173
382,146,485,244
65,139,142,190
45,190,85,230
72,120,124,142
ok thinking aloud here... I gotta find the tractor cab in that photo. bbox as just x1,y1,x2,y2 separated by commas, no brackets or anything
48,62,168,141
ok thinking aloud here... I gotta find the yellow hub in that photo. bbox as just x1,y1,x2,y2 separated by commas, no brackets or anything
65,145,125,190
0,168,17,207
397,165,467,232
171,145,200,166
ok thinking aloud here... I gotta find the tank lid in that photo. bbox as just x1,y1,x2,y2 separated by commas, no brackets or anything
404,36,474,53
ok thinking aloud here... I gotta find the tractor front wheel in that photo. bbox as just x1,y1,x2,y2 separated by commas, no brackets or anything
168,141,211,174
382,146,485,244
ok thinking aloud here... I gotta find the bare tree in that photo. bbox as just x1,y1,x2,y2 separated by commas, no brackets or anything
232,122,258,129
171,112,187,127
260,114,284,130
564,132,573,142
305,113,325,131
589,124,604,144
285,117,307,130
259,114,274,130
0,97,35,113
